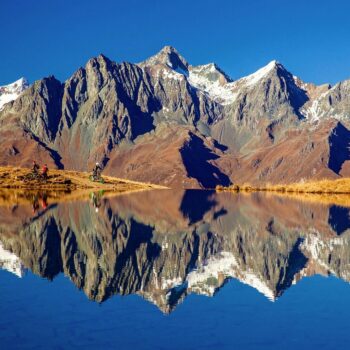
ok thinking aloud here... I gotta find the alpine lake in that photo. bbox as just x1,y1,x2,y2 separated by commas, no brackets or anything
0,188,350,349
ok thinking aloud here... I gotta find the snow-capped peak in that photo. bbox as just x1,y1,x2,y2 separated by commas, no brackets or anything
187,63,235,105
240,60,280,87
0,77,29,110
187,60,284,106
4,77,28,90
140,49,293,107
189,63,232,84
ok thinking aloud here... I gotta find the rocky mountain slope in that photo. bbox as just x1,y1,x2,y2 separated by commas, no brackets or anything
1,190,349,312
1,46,350,187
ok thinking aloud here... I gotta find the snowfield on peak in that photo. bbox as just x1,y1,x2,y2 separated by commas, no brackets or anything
141,48,289,106
188,67,237,105
0,77,29,110
239,60,279,87
187,60,282,106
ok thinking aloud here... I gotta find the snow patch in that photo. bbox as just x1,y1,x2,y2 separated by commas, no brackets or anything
0,241,25,277
161,276,183,290
301,84,349,122
301,234,350,281
0,77,29,110
188,65,236,105
161,68,185,81
301,90,329,122
241,60,278,87
293,75,309,91
186,251,276,300
187,60,279,106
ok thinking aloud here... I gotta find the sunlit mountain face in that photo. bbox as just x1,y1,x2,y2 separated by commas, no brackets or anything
0,189,350,313
2,47,350,189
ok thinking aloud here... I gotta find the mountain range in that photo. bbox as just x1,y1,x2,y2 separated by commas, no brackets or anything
1,46,350,188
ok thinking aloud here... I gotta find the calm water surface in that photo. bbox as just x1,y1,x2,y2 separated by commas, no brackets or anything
0,189,350,349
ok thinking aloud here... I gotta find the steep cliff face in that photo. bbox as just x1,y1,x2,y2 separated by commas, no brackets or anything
0,77,63,167
55,56,159,169
0,47,350,187
1,190,350,312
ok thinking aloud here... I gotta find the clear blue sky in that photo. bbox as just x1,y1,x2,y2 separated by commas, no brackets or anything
1,0,350,86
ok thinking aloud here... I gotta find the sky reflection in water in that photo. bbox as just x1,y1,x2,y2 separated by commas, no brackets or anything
0,189,350,349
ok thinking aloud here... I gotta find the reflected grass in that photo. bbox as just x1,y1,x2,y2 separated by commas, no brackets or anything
217,179,350,207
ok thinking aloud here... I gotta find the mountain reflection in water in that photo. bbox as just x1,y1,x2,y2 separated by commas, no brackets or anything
0,189,350,313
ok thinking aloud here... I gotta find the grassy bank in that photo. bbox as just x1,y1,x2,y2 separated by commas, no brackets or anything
0,166,164,192
216,178,350,194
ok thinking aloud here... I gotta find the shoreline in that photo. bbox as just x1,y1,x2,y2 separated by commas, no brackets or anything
216,178,350,195
0,166,166,192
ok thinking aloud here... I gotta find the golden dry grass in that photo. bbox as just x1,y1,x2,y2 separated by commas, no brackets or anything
216,178,350,194
0,166,166,191
216,178,350,207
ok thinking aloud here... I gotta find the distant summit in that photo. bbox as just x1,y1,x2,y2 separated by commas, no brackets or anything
139,45,189,72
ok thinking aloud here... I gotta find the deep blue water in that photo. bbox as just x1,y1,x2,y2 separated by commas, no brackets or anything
1,272,349,349
0,190,350,349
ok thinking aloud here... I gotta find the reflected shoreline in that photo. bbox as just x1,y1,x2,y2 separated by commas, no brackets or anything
0,189,350,313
